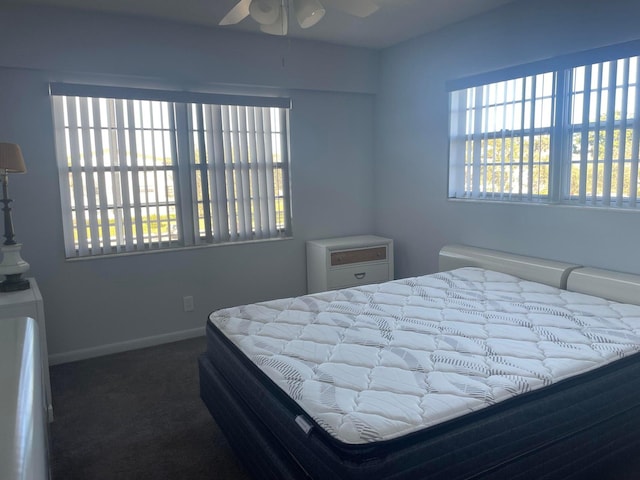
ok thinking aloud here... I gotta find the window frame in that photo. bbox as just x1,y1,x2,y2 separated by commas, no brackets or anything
50,83,292,259
447,40,640,209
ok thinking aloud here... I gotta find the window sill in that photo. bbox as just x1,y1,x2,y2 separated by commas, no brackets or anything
64,235,294,262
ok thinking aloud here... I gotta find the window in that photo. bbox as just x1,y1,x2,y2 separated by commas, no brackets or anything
51,84,291,258
448,43,640,208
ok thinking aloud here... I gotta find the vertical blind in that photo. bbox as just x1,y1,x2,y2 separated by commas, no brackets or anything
50,84,292,258
188,104,291,243
567,57,640,207
448,47,640,208
449,71,556,201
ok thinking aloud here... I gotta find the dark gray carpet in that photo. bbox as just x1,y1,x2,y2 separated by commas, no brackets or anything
49,336,251,480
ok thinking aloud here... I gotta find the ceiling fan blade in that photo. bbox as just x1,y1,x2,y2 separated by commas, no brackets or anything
219,0,252,25
331,0,379,18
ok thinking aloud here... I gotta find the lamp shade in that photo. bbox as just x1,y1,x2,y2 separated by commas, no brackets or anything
0,143,26,173
293,0,325,28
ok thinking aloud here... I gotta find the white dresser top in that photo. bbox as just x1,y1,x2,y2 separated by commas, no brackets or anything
307,235,392,250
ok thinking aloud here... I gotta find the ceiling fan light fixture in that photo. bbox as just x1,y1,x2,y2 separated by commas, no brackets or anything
249,0,281,25
292,0,326,29
259,2,288,35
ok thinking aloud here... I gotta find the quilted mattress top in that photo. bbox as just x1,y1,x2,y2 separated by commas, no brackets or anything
209,268,640,445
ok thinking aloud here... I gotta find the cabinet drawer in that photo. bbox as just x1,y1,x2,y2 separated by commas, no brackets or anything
327,263,390,290
330,246,386,266
0,304,38,319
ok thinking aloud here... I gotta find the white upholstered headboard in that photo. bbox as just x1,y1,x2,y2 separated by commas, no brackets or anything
438,244,640,305
438,244,579,289
567,267,640,305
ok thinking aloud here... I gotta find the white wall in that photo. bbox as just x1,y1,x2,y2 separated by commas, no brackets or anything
375,0,640,279
0,5,378,361
10,0,640,362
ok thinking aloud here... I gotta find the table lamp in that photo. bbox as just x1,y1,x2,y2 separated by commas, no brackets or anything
0,143,29,292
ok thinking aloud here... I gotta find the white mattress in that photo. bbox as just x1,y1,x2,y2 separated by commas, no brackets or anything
209,267,640,445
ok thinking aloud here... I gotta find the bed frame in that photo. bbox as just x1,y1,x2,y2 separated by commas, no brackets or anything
199,244,640,479
437,244,579,289
440,244,640,304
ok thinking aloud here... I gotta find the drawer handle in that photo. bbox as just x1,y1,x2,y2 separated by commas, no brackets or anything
354,272,366,280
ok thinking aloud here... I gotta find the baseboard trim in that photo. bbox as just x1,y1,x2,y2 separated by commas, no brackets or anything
48,327,206,366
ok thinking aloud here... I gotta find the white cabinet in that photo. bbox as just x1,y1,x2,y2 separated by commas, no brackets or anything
0,317,49,480
0,279,52,422
306,235,394,293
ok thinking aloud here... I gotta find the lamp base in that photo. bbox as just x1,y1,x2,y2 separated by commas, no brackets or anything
0,243,30,293
0,273,29,292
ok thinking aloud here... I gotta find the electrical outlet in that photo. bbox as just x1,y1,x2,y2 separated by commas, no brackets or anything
183,295,194,312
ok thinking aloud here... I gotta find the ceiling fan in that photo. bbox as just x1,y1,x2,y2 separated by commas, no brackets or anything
219,0,381,36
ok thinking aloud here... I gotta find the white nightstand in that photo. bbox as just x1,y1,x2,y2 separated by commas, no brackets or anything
306,235,394,293
0,279,52,422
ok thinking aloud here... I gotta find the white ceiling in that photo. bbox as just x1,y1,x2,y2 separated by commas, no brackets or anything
15,0,517,48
